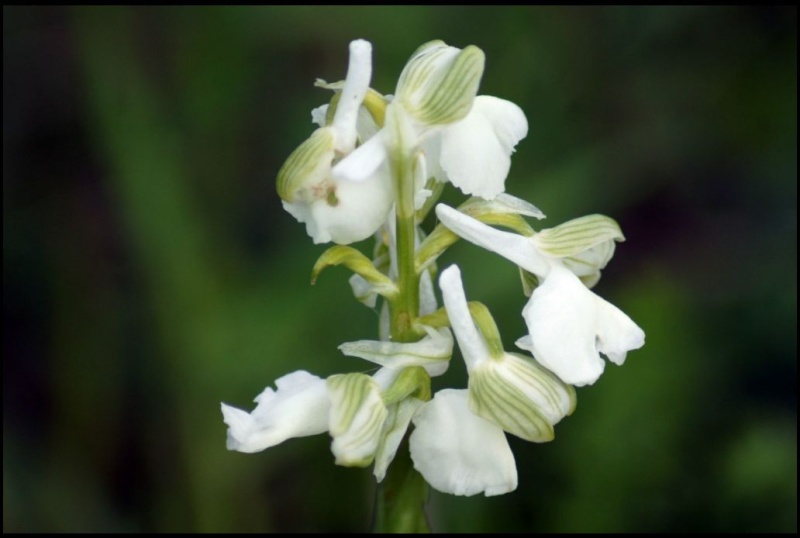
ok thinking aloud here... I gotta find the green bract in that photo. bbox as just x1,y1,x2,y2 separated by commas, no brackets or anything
312,245,399,300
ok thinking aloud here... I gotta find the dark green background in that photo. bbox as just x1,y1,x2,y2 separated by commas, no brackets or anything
3,6,796,532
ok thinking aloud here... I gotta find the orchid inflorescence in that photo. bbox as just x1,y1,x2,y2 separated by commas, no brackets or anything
222,39,644,499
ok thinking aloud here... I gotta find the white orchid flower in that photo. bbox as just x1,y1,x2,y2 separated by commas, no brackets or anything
338,326,454,480
277,40,394,245
331,40,527,202
221,368,402,472
435,204,645,387
328,364,433,473
223,325,452,473
439,265,575,437
408,266,575,497
220,369,385,462
514,263,646,387
396,41,528,199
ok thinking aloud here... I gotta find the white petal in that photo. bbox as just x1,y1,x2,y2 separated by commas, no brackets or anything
370,365,401,391
279,128,391,245
331,40,372,154
282,200,329,243
348,253,390,308
514,335,537,356
311,104,329,128
439,265,491,373
410,389,517,497
521,264,644,386
338,326,453,378
474,96,528,158
421,135,446,183
331,131,388,183
594,295,646,365
418,266,438,316
349,272,378,308
305,170,393,245
438,110,507,199
221,370,329,453
572,238,616,272
220,405,256,450
491,192,545,220
356,105,381,144
413,152,431,210
435,204,550,276
522,266,606,386
415,225,438,316
437,96,527,199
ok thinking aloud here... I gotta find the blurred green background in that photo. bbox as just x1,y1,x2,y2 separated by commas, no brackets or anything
3,6,796,533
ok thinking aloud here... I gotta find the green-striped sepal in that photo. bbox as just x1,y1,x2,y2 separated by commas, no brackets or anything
276,128,336,203
534,214,624,288
468,352,577,443
327,373,388,467
395,40,485,126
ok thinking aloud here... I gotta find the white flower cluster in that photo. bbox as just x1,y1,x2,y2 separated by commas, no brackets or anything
223,39,644,497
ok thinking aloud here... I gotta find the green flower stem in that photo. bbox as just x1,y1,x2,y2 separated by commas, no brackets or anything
372,434,430,533
392,198,421,343
388,119,421,345
375,107,429,533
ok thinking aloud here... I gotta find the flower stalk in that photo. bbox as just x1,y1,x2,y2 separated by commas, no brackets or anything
387,105,421,344
377,104,430,532
372,434,430,533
